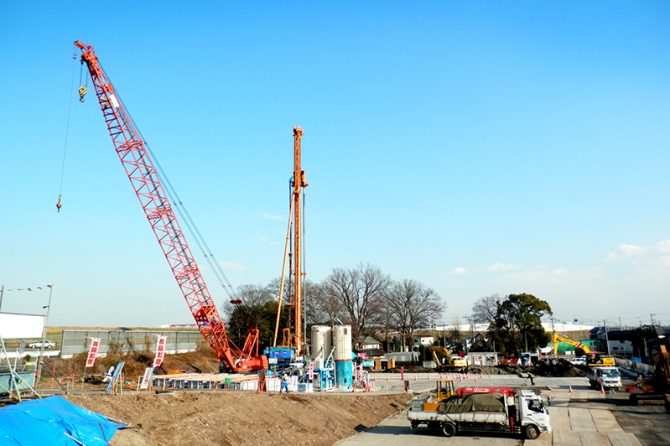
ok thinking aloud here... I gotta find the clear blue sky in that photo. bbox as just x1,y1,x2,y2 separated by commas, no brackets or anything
1,1,668,328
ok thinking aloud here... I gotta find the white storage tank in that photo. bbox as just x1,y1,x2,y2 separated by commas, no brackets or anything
332,325,353,389
310,325,332,369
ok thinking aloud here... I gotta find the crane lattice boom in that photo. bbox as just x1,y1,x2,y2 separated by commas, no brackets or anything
75,40,266,372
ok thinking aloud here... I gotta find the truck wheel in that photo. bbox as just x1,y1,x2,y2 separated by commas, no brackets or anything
441,422,456,437
410,421,419,429
524,424,540,440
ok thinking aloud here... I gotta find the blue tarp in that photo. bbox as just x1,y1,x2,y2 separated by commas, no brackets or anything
0,395,125,445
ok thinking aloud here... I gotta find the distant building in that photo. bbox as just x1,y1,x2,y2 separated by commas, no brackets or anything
358,336,382,350
413,336,434,348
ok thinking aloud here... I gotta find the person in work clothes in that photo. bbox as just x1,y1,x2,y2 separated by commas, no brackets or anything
280,374,290,394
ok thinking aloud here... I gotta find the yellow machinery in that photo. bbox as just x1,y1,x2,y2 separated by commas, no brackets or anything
428,346,467,372
631,344,670,412
552,332,591,356
422,379,456,412
552,332,615,366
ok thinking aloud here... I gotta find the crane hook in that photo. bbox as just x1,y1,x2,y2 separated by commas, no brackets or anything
79,85,87,103
56,196,62,212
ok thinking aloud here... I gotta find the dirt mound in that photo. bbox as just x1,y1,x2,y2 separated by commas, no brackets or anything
43,350,221,384
467,366,514,375
67,392,410,446
529,359,585,377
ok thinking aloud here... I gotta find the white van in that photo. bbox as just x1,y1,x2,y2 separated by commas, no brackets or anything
569,356,586,366
587,366,621,389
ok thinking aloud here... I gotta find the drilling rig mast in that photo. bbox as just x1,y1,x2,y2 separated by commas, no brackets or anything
74,40,267,372
292,127,308,354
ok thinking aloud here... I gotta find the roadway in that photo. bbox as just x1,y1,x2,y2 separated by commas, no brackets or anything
338,373,665,446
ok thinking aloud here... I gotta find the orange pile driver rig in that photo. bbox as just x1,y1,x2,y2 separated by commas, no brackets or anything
272,127,308,356
74,40,267,372
290,127,308,355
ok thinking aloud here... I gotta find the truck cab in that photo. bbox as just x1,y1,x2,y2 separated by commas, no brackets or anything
588,366,621,389
518,390,551,437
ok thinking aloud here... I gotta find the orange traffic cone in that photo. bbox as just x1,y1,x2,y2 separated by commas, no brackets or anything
568,385,573,394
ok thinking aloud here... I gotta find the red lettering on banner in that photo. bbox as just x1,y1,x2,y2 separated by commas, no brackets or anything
85,338,101,368
140,367,153,390
152,335,167,368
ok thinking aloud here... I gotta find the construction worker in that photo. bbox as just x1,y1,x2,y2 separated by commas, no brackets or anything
280,374,289,394
527,372,535,386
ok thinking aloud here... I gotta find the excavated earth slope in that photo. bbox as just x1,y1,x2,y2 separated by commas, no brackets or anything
67,392,410,446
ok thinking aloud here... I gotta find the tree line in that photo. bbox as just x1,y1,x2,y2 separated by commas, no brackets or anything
470,293,553,356
224,263,554,358
224,263,444,351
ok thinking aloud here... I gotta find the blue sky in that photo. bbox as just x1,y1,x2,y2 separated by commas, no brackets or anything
1,1,669,328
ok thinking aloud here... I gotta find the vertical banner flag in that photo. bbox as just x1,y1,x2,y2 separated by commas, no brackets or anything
152,335,167,368
308,362,314,381
140,367,153,390
85,338,101,368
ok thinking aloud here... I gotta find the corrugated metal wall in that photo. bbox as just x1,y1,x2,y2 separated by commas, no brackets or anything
59,330,201,357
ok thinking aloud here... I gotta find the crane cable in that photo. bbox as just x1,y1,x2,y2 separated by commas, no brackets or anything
56,49,78,212
112,80,237,300
78,61,236,301
146,145,237,300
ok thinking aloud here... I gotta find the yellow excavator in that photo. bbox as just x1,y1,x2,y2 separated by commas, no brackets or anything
419,378,457,412
630,344,670,413
552,332,615,366
428,346,468,372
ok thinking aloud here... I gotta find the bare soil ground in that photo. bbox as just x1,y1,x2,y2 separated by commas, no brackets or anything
41,350,409,445
67,392,410,446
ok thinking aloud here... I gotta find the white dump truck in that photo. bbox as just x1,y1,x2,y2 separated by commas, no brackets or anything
407,388,551,439
587,366,621,389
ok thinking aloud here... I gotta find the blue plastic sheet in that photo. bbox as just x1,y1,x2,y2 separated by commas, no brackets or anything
0,395,125,445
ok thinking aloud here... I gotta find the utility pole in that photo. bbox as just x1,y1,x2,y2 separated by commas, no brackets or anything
603,320,610,355
524,331,529,352
0,285,4,313
36,284,54,386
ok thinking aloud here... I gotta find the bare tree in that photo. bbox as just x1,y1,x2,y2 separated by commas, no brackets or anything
472,294,501,325
323,264,391,341
222,283,274,319
265,278,338,327
386,279,444,349
306,281,344,326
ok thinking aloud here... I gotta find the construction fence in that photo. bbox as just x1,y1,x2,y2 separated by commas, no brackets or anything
59,330,201,357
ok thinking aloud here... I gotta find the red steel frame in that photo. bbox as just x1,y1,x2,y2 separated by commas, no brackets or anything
75,40,266,372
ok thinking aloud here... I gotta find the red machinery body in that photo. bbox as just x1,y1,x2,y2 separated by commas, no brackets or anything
457,386,515,398
75,40,267,372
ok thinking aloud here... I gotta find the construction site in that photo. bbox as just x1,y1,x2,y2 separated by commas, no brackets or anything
2,3,670,446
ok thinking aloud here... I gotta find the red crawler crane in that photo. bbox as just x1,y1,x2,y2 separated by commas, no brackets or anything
75,40,267,372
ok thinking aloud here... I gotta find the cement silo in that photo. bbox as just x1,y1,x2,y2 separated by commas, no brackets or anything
310,325,332,369
332,325,353,389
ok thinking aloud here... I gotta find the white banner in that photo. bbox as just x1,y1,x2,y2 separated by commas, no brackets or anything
85,338,101,368
0,314,45,339
140,367,153,390
152,335,167,368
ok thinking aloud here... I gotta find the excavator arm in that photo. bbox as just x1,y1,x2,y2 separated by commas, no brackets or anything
75,40,266,372
553,333,591,355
